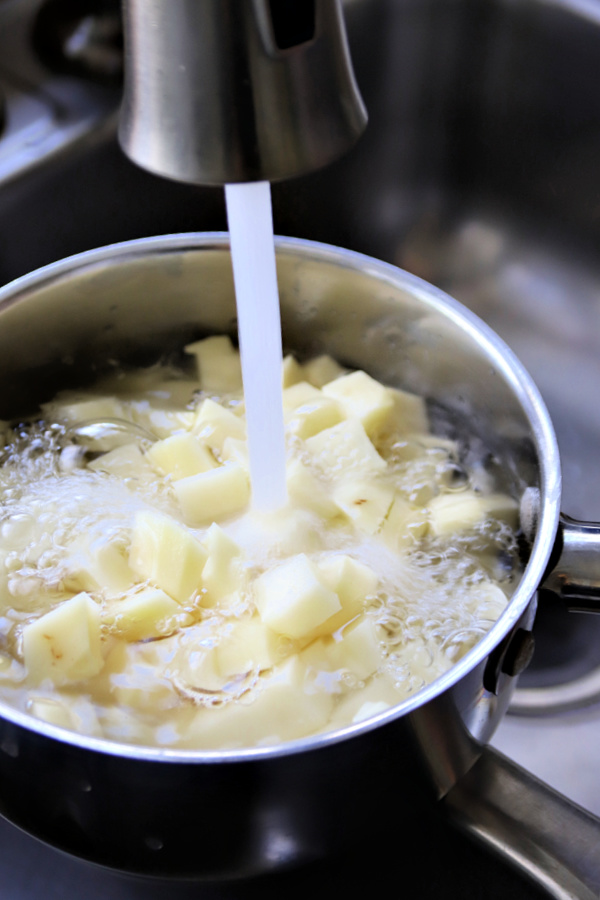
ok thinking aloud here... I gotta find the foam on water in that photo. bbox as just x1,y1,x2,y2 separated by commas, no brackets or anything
225,181,287,511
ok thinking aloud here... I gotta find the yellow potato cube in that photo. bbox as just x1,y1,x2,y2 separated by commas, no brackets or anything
305,419,387,478
323,370,395,436
282,354,304,387
23,592,104,685
44,394,125,425
201,523,243,604
379,495,429,549
88,444,155,483
185,335,243,393
428,490,519,536
302,354,346,387
287,397,344,440
332,477,395,534
332,616,382,680
145,432,217,480
215,616,282,677
220,437,250,472
128,510,207,602
193,399,246,451
65,536,135,596
184,656,334,749
174,463,250,525
102,586,180,641
384,386,429,436
129,403,194,439
329,674,399,727
286,458,339,519
310,555,378,638
254,554,341,639
282,381,322,410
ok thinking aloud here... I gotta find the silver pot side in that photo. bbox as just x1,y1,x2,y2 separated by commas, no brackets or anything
0,234,569,879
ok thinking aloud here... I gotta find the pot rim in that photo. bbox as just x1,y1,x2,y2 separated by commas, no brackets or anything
0,232,562,764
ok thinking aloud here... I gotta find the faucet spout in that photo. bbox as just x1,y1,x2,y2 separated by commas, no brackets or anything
118,0,367,185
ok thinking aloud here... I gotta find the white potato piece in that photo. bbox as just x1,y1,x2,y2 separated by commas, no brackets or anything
282,354,304,387
215,616,282,677
282,381,322,410
332,477,395,534
383,386,429,436
379,495,429,550
43,394,126,425
174,463,250,525
287,397,344,440
128,510,207,602
254,554,341,639
323,370,395,437
64,535,135,596
302,616,381,681
88,444,155,483
193,399,245,451
185,335,243,393
285,458,339,519
23,592,104,685
183,656,334,749
310,554,379,638
302,354,346,387
428,490,519,536
201,523,243,604
145,432,217,480
306,418,387,478
103,586,181,641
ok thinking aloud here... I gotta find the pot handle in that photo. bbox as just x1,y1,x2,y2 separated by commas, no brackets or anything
443,745,600,899
541,514,600,612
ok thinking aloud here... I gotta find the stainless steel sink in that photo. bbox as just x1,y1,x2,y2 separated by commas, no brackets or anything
0,0,600,892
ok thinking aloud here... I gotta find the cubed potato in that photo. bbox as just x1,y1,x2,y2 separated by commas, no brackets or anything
282,381,322,411
182,656,334,749
129,403,194,439
379,495,429,550
185,335,243,393
383,386,429,436
201,523,243,604
305,419,387,478
310,555,379,638
173,463,250,525
332,477,395,534
428,490,519,536
88,443,155,484
22,592,104,685
128,510,207,602
254,554,341,639
29,696,102,734
215,616,282,677
220,437,250,472
331,616,382,680
145,432,217,480
282,354,304,387
323,370,395,437
329,674,400,727
302,354,346,387
102,586,181,641
287,397,344,440
286,458,339,519
64,536,135,596
193,399,246,451
44,394,125,425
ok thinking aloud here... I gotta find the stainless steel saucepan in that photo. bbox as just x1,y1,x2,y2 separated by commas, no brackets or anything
0,234,598,897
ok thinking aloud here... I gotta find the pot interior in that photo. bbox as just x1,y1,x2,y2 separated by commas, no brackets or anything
0,234,560,745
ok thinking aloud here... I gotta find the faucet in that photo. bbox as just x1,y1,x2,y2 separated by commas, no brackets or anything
118,0,367,185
